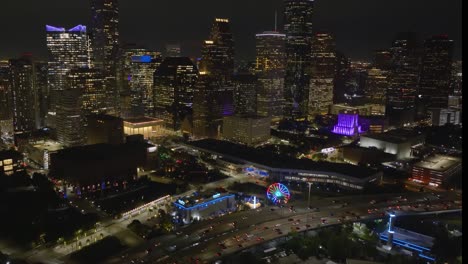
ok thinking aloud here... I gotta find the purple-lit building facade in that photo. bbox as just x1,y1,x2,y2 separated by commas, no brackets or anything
332,113,363,136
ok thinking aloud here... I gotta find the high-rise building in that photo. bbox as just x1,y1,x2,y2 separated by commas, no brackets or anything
199,18,235,82
192,74,234,139
333,51,350,104
90,0,120,115
255,31,286,120
165,43,181,57
116,44,158,94
308,32,336,118
86,114,124,145
46,25,89,128
153,57,198,130
222,115,271,146
450,61,462,96
233,73,258,116
373,49,392,70
283,0,314,120
418,35,454,109
192,18,235,138
56,84,85,147
67,68,108,116
365,68,388,104
0,61,12,135
34,61,48,128
9,55,38,135
386,32,420,127
128,54,162,117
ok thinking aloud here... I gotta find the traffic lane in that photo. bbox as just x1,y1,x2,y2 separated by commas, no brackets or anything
164,199,460,263
113,191,453,263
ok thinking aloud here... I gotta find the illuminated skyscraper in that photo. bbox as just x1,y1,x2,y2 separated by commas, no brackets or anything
308,32,336,118
386,32,420,127
67,68,108,115
283,0,314,120
34,61,48,128
233,73,258,116
154,57,198,130
255,31,286,120
0,61,12,134
9,55,38,135
128,54,162,117
56,86,85,147
365,68,388,104
192,18,235,138
333,51,350,104
90,0,120,115
418,35,454,109
116,44,156,94
199,18,234,82
46,25,89,128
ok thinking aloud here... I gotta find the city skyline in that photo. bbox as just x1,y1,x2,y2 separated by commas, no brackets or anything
0,0,462,61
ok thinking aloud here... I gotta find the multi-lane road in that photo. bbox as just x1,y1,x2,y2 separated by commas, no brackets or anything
105,191,461,264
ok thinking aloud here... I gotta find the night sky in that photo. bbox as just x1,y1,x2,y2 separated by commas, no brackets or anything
0,0,462,61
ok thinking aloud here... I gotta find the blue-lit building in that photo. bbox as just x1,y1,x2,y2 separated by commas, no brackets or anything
173,192,237,224
128,54,162,117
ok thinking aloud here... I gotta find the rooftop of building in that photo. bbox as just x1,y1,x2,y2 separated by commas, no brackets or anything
87,114,123,122
361,128,424,144
154,57,197,76
413,154,461,172
31,140,63,152
187,139,379,179
174,191,234,209
52,142,153,161
123,117,163,124
224,115,271,120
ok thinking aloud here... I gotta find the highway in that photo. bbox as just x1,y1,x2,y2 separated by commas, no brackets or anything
105,190,461,264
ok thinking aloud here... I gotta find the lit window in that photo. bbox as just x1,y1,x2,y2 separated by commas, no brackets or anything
3,159,12,165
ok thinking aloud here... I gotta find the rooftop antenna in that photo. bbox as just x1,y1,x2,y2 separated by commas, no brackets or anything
274,10,278,31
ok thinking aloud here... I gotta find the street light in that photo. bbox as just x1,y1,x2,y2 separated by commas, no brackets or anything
307,182,313,209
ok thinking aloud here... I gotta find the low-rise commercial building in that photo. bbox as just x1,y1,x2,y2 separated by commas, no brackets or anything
174,192,237,223
186,139,382,190
360,129,425,159
123,117,166,140
49,142,154,192
410,154,462,187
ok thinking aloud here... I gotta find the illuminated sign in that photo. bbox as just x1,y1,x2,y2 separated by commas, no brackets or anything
131,55,152,63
